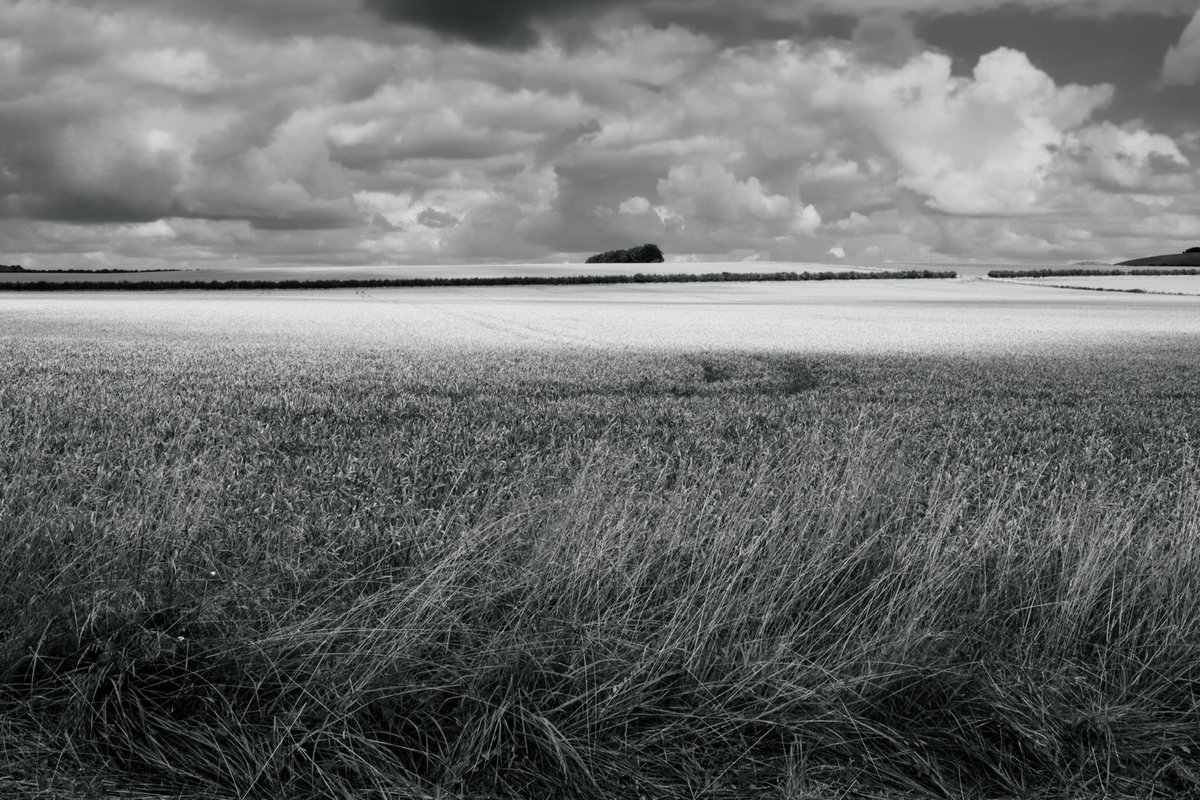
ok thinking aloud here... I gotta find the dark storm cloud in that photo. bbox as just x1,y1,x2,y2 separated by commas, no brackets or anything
0,102,183,224
15,188,185,226
357,0,873,52
361,0,634,47
241,206,362,231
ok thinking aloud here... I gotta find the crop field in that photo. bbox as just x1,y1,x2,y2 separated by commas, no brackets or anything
4,279,1200,355
3,285,1200,799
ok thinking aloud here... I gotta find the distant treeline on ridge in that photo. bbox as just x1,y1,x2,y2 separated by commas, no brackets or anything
0,264,181,274
990,268,1200,278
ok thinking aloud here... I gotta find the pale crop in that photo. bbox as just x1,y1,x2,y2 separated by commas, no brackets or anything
3,277,1200,355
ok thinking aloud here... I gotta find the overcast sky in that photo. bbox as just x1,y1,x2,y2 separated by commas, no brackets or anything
2,0,1199,268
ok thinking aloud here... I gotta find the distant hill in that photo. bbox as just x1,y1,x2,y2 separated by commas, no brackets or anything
1118,251,1200,267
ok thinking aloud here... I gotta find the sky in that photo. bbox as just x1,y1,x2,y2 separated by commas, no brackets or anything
2,0,1199,268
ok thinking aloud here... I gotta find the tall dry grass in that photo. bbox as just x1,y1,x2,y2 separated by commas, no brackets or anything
1,342,1199,798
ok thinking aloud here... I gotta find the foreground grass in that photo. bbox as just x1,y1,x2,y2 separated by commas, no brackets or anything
2,341,1199,798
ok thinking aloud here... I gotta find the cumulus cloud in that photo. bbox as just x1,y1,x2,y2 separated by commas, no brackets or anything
1068,122,1190,192
792,205,823,236
619,196,651,214
658,163,795,223
1163,11,1200,85
814,47,1113,215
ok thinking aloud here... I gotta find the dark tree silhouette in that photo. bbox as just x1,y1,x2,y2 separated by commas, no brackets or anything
585,243,665,264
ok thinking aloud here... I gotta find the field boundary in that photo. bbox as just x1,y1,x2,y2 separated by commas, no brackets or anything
1003,281,1200,297
989,267,1200,278
989,268,1200,297
0,269,957,292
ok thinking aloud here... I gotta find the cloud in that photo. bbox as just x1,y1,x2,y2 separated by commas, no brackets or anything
358,0,1198,50
619,196,651,215
1068,122,1191,192
658,163,795,223
361,0,636,48
417,207,460,228
116,48,224,94
814,47,1113,215
0,2,384,232
2,0,1197,268
850,12,923,66
1163,11,1200,85
775,0,1194,18
792,205,823,236
114,219,178,239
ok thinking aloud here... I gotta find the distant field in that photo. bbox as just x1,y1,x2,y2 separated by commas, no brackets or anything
4,278,1200,354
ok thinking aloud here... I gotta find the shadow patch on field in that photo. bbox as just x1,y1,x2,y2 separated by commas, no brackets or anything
773,357,828,394
675,354,835,397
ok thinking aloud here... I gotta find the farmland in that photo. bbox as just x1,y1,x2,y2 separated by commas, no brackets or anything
2,283,1200,798
4,278,1200,354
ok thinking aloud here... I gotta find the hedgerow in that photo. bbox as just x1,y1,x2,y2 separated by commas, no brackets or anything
0,270,956,292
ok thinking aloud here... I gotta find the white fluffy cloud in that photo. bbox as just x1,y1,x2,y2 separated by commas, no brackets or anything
811,48,1112,215
1068,122,1190,191
1163,11,1200,85
658,163,794,223
619,196,651,215
654,162,822,246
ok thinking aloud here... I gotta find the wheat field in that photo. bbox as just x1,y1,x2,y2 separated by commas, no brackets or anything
2,288,1200,798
